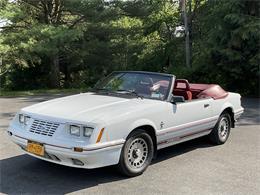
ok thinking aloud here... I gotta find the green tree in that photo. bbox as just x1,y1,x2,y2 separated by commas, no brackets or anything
0,0,259,96
0,0,84,88
192,0,259,95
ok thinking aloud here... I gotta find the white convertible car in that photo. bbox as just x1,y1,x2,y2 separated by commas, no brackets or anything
7,71,244,176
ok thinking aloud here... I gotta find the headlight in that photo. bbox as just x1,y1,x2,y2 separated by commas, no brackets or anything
19,114,24,124
19,114,31,125
70,125,80,136
24,116,31,125
83,126,94,137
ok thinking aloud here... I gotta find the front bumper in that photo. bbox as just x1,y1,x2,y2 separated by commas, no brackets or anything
7,131,124,169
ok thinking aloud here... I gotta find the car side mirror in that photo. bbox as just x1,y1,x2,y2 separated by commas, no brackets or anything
170,95,185,104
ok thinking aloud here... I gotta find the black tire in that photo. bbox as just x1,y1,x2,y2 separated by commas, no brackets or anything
118,129,154,177
209,112,231,145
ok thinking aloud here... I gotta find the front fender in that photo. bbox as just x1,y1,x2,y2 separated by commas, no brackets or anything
126,118,157,139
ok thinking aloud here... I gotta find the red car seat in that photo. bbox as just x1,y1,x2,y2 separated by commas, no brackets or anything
173,79,192,100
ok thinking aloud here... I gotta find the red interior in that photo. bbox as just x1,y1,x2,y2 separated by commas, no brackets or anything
173,79,228,100
173,79,192,100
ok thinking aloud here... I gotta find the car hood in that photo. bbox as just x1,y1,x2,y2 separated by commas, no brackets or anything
21,92,159,123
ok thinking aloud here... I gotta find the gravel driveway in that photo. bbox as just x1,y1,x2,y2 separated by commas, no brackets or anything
0,95,259,195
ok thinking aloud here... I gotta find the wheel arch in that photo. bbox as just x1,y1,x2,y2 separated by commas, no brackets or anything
221,107,235,128
128,124,158,159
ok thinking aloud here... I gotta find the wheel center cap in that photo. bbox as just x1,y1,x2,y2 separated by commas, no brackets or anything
133,149,141,158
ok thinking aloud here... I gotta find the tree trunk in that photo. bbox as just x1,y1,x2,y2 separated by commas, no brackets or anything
64,64,71,88
49,55,60,88
40,0,62,88
181,0,191,68
188,0,192,66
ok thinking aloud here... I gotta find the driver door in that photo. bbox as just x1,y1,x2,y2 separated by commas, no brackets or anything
157,98,216,149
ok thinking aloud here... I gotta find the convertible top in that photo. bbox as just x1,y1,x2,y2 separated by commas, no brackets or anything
190,84,228,100
173,79,229,100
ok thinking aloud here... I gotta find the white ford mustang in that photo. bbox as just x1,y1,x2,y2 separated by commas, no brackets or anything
7,71,244,176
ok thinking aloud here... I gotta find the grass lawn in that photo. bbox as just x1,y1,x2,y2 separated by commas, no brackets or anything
0,88,85,97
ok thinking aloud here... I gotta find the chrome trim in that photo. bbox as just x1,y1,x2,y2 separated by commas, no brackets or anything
113,71,174,77
158,128,212,145
156,116,218,136
12,134,124,152
166,75,176,102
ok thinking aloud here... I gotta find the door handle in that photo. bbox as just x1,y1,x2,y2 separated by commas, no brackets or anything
204,104,210,108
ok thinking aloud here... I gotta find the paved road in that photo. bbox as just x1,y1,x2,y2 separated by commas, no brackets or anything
0,95,259,195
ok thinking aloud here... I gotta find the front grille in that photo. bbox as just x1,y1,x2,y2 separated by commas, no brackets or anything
45,152,61,162
29,119,59,136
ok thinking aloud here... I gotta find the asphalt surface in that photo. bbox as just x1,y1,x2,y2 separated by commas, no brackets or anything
0,95,259,195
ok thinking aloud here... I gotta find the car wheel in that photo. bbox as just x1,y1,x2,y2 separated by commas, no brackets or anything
118,129,154,177
209,112,231,145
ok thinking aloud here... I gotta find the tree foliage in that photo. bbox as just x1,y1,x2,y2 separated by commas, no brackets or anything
0,0,259,96
190,0,260,95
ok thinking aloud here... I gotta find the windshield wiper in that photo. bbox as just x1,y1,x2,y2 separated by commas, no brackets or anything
91,88,115,95
92,88,143,99
115,89,143,99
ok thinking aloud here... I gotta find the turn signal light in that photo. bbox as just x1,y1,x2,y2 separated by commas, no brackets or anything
74,147,83,152
96,128,105,143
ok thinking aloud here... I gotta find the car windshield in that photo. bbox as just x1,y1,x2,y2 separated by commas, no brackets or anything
94,72,172,100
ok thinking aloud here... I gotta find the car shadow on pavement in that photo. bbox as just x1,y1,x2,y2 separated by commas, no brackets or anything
0,137,213,194
153,136,214,163
0,154,126,194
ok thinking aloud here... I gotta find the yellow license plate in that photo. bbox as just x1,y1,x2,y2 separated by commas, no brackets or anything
27,141,44,156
